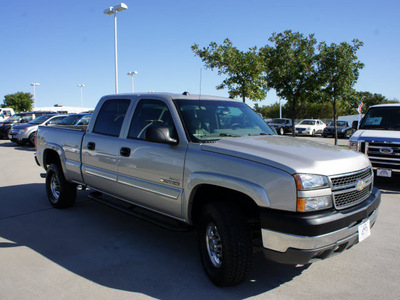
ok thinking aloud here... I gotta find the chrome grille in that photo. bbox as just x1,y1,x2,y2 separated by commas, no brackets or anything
362,141,400,171
329,168,373,210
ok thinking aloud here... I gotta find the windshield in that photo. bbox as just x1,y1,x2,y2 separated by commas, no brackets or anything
270,118,286,124
175,99,275,142
58,114,85,125
77,115,91,125
328,121,347,127
299,120,315,125
360,106,400,131
29,114,55,124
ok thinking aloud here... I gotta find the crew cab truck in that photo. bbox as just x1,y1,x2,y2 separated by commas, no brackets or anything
350,103,400,179
35,93,381,286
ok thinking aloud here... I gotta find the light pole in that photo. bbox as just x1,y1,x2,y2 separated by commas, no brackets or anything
77,84,85,107
127,71,138,93
31,82,40,108
104,3,128,94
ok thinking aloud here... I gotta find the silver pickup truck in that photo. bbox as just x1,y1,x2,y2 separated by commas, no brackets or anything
35,92,381,286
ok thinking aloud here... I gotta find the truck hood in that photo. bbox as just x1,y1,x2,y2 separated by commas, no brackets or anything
351,129,400,143
201,135,370,176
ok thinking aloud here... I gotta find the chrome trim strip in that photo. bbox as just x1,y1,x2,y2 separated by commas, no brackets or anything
117,179,178,200
85,170,117,182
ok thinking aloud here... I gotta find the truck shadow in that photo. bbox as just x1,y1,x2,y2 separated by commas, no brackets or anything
0,183,309,299
0,140,35,151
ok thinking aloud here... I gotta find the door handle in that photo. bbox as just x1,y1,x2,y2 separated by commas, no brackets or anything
120,147,131,157
87,142,96,150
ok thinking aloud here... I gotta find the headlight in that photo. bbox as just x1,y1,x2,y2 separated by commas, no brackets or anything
349,141,358,151
294,174,332,212
294,174,329,190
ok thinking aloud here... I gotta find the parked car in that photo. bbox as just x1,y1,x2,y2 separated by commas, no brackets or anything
0,111,51,139
268,118,293,135
295,119,326,136
9,114,68,146
323,121,354,138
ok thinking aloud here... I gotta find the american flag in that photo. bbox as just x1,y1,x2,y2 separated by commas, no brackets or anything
357,101,364,113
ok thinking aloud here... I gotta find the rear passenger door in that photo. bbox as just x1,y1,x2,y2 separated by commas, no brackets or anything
116,98,187,218
82,98,131,195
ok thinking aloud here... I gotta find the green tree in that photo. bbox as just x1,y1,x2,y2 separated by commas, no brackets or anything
260,30,320,135
317,39,364,144
345,91,398,115
2,92,33,112
191,39,266,102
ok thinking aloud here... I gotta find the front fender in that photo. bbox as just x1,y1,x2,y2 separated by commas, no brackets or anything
183,171,270,221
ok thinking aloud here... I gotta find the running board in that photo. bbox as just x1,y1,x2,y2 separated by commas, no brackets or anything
88,192,191,232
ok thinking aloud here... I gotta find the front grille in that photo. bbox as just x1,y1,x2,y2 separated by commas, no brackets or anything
329,168,373,210
361,141,400,171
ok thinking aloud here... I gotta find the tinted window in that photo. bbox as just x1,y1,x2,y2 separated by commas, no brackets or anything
128,99,175,140
93,99,130,136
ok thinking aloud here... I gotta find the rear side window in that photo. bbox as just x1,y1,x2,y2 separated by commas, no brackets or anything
93,99,130,136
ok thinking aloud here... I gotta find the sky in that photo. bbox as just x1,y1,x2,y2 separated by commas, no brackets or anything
1,0,399,110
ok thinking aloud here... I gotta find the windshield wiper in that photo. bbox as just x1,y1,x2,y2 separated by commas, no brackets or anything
248,132,272,136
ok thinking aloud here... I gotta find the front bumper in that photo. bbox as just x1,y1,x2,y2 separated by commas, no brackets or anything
260,187,381,265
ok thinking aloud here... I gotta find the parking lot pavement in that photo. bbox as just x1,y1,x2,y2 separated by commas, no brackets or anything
0,139,399,299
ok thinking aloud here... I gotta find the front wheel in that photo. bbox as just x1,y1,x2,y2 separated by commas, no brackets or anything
198,202,252,286
46,163,77,208
279,127,284,135
28,132,36,146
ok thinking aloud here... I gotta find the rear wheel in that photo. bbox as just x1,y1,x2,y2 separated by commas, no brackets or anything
46,163,77,208
198,202,252,286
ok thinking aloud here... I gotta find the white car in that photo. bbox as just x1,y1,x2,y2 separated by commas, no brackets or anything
295,119,326,136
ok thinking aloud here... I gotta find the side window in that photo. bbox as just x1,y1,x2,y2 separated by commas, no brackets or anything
93,99,130,136
128,99,175,140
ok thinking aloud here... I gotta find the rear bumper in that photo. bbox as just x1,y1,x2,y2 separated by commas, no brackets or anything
260,187,381,265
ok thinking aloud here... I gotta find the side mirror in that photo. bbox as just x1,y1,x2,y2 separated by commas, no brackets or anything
352,120,358,129
145,125,178,145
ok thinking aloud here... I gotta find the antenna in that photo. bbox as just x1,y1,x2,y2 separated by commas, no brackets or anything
199,68,202,99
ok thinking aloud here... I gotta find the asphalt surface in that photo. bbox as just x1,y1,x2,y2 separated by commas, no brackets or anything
0,137,399,299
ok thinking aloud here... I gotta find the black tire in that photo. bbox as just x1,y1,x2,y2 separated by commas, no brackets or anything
46,163,77,208
311,130,315,137
279,127,284,135
28,132,36,146
198,202,252,286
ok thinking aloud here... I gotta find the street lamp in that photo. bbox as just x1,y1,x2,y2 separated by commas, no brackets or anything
77,84,85,107
104,3,128,94
31,82,40,108
127,71,138,93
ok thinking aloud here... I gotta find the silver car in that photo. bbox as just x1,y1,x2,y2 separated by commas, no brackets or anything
9,114,68,146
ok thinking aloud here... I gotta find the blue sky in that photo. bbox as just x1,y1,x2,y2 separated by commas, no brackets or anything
1,0,399,110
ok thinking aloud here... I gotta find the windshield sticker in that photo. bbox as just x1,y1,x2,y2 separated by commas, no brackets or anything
364,117,382,126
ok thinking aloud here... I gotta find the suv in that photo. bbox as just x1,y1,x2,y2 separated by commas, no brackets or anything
0,112,50,139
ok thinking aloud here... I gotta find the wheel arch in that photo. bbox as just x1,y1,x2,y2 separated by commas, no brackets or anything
43,146,71,181
189,184,261,227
